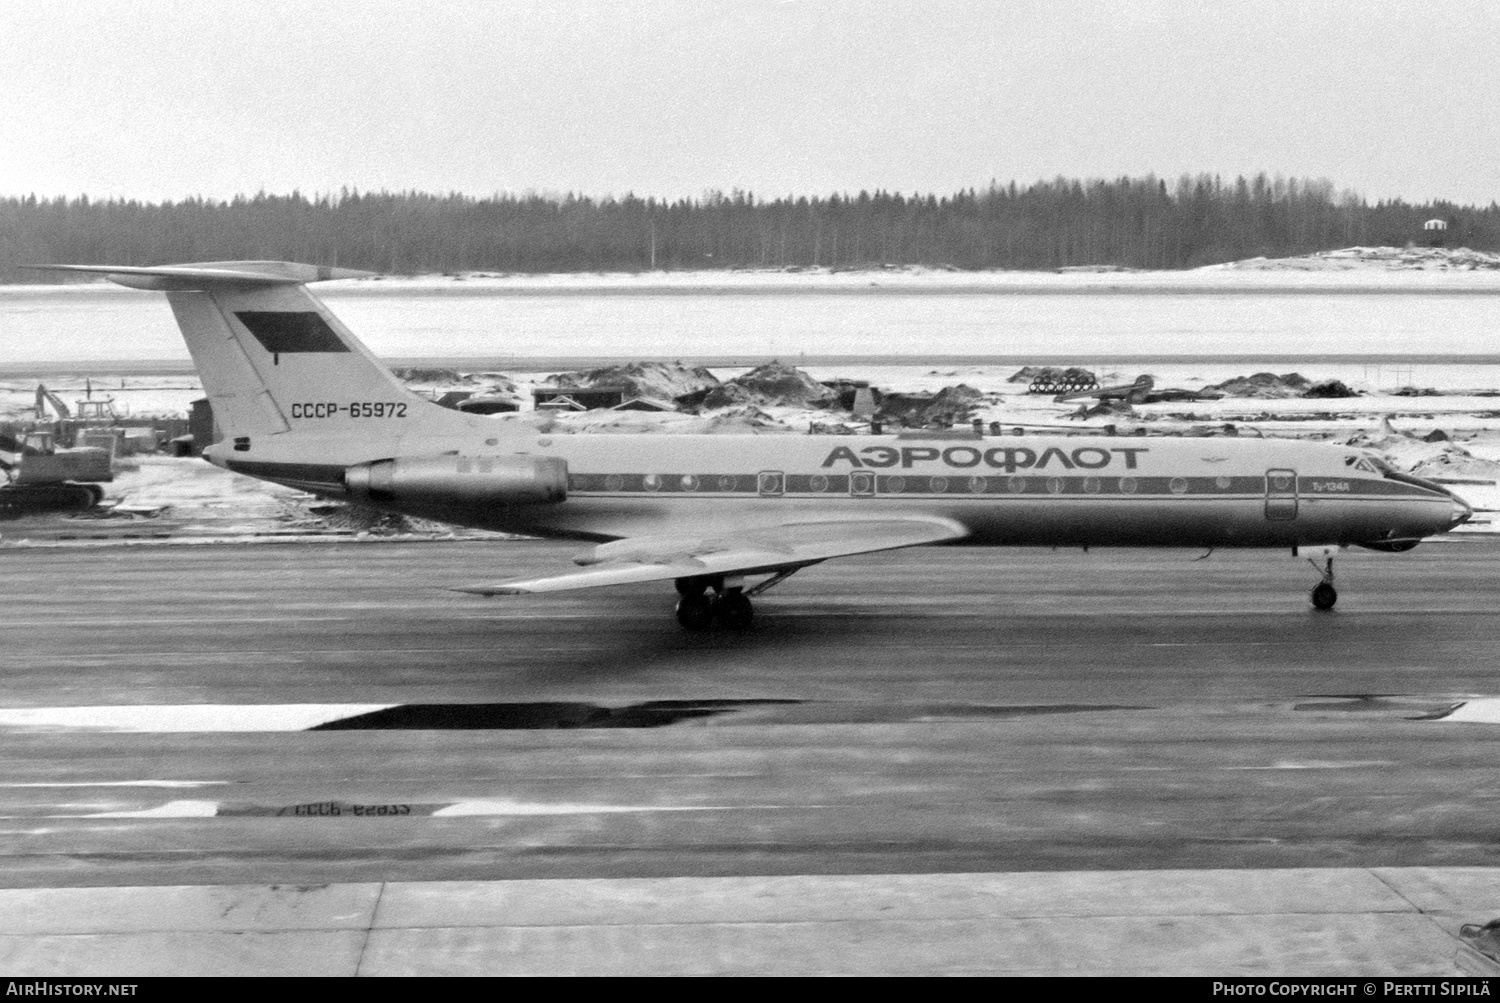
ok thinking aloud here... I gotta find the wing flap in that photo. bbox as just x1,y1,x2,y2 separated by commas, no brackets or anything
457,517,968,596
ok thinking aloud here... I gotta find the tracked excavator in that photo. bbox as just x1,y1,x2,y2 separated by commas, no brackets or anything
0,386,112,514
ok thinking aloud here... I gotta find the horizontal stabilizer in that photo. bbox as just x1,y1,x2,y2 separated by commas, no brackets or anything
457,517,969,596
23,261,376,290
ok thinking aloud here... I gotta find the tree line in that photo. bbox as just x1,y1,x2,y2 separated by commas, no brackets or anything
2,174,1497,282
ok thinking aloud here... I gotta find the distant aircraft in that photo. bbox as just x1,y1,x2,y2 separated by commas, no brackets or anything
32,261,1472,627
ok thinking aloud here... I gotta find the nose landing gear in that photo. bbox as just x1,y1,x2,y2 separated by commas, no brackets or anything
1308,554,1338,611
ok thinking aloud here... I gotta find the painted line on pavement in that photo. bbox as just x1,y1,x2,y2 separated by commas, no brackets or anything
1436,698,1500,724
0,704,398,732
14,799,735,819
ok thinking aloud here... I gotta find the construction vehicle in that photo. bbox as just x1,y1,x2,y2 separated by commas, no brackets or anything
35,384,71,420
0,428,111,514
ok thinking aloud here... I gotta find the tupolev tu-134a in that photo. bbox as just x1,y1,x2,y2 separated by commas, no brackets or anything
32,261,1473,629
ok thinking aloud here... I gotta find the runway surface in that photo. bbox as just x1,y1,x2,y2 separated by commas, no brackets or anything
3,538,1500,974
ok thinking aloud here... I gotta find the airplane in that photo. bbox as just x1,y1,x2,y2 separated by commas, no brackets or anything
30,260,1474,628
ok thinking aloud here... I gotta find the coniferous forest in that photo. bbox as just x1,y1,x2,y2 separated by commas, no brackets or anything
2,174,1497,282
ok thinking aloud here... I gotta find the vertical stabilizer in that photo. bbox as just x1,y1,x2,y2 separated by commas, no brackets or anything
30,262,469,442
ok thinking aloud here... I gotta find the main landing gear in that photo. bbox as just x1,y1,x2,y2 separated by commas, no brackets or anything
673,570,800,631
1308,553,1338,611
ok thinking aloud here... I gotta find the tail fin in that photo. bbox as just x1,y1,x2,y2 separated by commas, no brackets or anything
31,261,467,441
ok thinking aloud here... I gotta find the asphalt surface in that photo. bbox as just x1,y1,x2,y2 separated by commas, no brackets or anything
1,537,1498,894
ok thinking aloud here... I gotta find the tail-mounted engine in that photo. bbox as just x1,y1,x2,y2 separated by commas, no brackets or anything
344,454,568,507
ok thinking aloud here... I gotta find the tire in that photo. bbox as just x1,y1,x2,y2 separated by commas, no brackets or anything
1311,582,1338,611
675,593,715,631
713,591,754,629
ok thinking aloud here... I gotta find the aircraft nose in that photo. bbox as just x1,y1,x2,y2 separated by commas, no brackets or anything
1449,494,1475,531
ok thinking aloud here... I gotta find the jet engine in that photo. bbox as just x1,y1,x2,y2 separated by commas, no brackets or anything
344,453,568,507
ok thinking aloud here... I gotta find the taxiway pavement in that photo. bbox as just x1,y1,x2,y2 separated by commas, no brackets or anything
3,539,1499,974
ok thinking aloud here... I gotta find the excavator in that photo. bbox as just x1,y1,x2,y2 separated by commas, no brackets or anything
0,385,112,514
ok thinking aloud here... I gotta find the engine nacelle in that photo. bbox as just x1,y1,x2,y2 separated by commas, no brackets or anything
344,453,568,507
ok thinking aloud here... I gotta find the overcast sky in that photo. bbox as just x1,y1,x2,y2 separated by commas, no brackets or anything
2,0,1496,206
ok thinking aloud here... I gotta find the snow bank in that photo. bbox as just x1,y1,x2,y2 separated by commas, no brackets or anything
1203,246,1500,273
308,249,1500,295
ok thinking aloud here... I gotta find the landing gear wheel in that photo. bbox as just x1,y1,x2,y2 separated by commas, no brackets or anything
1311,581,1338,611
675,593,715,631
713,590,754,629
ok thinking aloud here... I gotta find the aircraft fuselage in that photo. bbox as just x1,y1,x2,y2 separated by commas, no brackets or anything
219,428,1469,550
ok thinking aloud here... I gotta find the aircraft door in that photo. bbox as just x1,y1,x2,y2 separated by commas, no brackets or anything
758,470,785,497
1265,469,1298,521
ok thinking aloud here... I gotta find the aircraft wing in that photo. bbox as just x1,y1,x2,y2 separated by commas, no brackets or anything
456,517,969,596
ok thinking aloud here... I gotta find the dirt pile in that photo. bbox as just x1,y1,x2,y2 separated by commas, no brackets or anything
1347,421,1500,480
306,502,419,535
1302,379,1359,399
1209,373,1311,398
699,362,834,410
1068,399,1136,420
392,368,492,386
551,361,720,403
877,385,984,427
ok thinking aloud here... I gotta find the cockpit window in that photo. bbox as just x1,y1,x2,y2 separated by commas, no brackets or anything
1345,454,1381,474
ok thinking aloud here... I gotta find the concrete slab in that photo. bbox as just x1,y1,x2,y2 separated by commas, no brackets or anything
374,869,1411,929
0,931,367,977
0,869,1486,976
0,883,382,935
1373,867,1500,920
357,913,1462,977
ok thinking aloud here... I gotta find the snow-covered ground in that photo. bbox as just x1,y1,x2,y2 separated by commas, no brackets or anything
6,245,1500,364
332,245,1500,292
